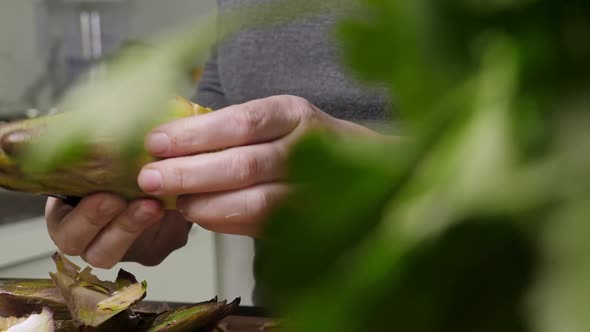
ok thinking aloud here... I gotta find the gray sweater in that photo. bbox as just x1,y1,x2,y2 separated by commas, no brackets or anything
195,0,390,122
194,0,390,306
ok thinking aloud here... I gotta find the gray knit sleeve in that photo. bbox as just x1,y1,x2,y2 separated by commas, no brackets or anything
193,48,229,110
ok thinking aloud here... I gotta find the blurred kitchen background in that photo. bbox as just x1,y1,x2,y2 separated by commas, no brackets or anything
0,0,256,305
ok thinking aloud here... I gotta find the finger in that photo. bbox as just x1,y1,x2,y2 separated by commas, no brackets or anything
138,142,288,196
177,182,290,237
145,95,312,157
122,211,191,266
46,193,127,256
45,197,74,226
82,199,164,269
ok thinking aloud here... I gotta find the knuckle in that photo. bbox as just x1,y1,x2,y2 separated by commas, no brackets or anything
176,198,195,220
232,106,266,140
162,118,202,154
231,152,261,184
285,94,309,107
85,213,109,227
117,220,142,234
85,252,115,269
179,205,204,224
120,204,154,233
180,208,198,223
58,242,83,256
246,189,270,217
52,233,83,256
83,199,115,226
287,95,318,121
174,129,195,153
170,167,189,192
178,209,193,222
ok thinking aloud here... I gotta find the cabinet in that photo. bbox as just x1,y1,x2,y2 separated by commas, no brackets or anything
0,218,218,303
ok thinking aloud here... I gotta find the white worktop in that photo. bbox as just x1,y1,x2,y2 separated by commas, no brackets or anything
0,217,218,303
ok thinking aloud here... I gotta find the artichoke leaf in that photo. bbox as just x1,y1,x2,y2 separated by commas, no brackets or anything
140,298,240,332
1,253,239,331
97,281,147,312
49,253,146,327
0,279,69,321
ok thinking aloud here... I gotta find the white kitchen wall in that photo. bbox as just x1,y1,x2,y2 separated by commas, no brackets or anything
127,0,217,40
0,0,45,110
0,0,218,111
216,234,256,306
0,218,218,303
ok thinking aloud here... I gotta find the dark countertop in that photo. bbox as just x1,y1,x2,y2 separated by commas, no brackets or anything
137,302,277,332
0,190,47,225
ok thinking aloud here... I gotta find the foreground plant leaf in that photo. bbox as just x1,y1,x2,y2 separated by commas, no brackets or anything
0,307,54,332
253,0,590,332
0,97,211,209
49,253,147,328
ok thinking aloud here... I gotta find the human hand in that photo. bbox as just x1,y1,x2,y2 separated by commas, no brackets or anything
45,193,190,269
137,95,385,237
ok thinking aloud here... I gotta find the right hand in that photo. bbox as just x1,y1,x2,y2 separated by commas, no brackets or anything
45,193,192,269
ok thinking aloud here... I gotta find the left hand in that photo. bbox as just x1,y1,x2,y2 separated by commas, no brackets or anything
45,194,192,269
137,95,385,237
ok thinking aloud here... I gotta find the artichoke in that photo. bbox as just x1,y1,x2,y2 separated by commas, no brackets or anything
0,253,240,331
0,97,212,209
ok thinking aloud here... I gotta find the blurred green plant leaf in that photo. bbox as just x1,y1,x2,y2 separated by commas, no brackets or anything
336,0,590,133
529,197,590,332
258,31,538,331
255,131,402,304
257,1,590,332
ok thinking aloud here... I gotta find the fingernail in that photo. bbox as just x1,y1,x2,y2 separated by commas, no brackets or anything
146,132,170,155
98,199,119,216
133,204,156,222
138,169,163,193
